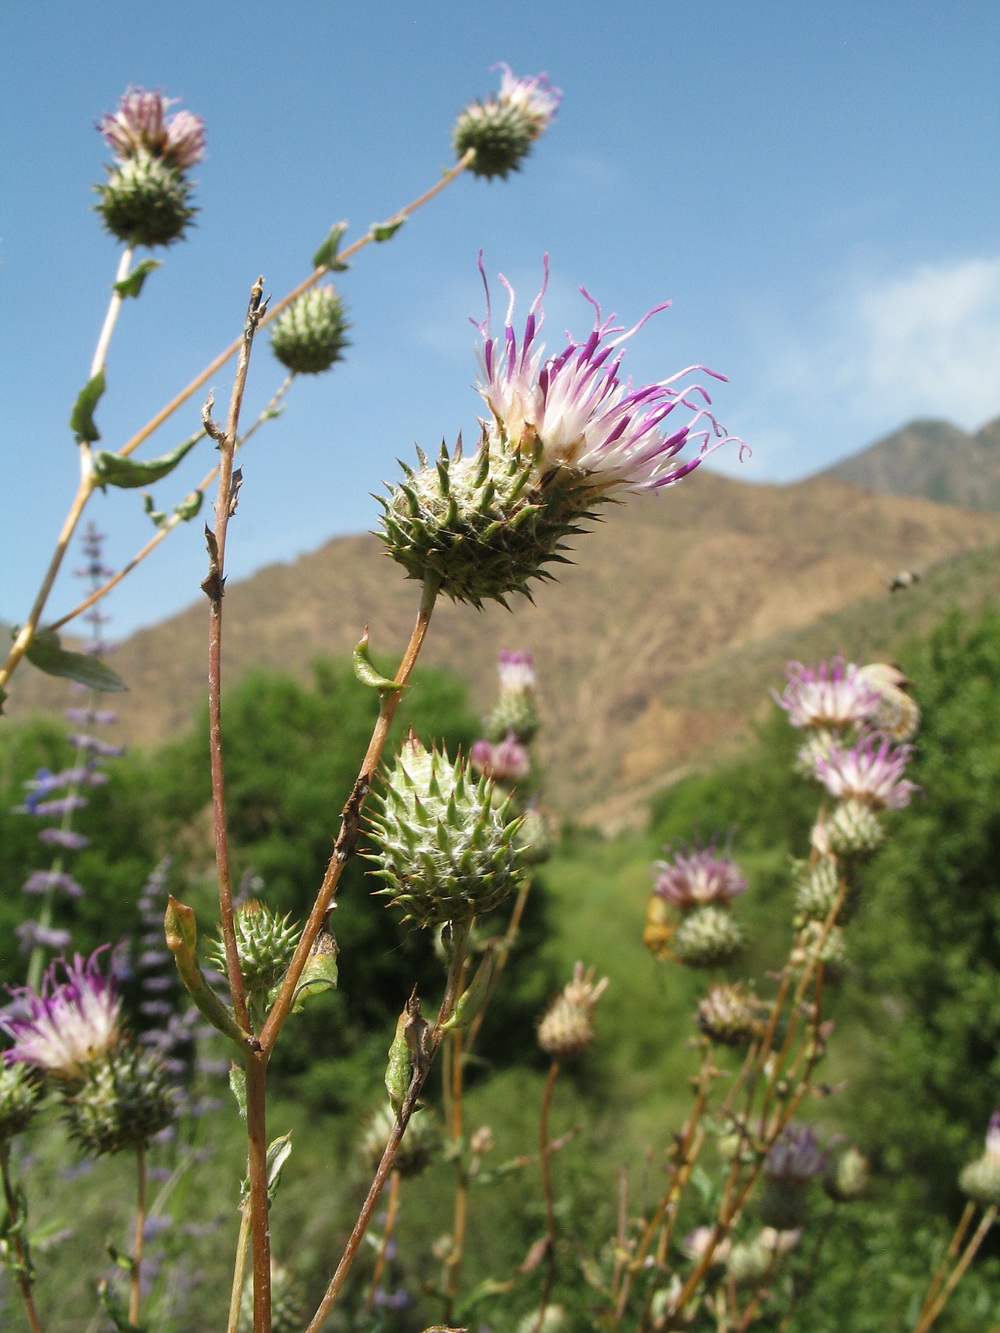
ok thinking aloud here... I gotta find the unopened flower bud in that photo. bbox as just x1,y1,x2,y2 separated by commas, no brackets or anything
95,153,196,247
793,856,852,925
790,920,848,981
210,899,300,1021
62,1044,177,1156
517,1305,566,1333
470,1125,495,1156
727,1236,773,1288
758,1126,826,1230
696,983,764,1048
239,1263,304,1333
0,1063,41,1140
367,736,525,926
672,906,744,969
959,1112,1000,1207
361,1103,441,1179
826,799,884,857
537,962,608,1061
270,285,350,375
516,805,558,865
823,1145,869,1202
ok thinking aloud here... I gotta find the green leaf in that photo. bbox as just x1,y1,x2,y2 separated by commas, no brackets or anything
92,431,201,490
70,370,106,444
113,258,162,299
142,492,168,529
21,628,127,693
370,217,404,242
353,631,400,696
96,1276,145,1333
291,930,339,1012
229,1066,247,1121
174,489,204,521
164,896,254,1050
312,220,350,271
240,1132,294,1207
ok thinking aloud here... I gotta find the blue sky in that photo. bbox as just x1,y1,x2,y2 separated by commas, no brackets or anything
3,1,999,636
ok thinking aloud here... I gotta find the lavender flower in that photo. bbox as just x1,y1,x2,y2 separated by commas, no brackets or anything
776,658,882,731
653,842,747,910
475,255,738,494
814,734,917,810
97,86,206,169
2,950,121,1079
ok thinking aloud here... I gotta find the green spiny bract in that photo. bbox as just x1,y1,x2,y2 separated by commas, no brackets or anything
95,151,196,247
270,285,350,375
377,436,594,608
485,689,539,744
61,1045,177,1156
672,905,745,969
453,98,537,179
367,736,526,927
209,900,300,1020
0,1062,41,1140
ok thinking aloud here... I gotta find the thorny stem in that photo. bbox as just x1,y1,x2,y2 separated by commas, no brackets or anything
533,1060,562,1333
128,1142,146,1328
0,1140,43,1333
227,1207,253,1333
364,1170,402,1315
304,920,471,1333
46,377,294,636
117,150,475,462
0,153,473,698
259,574,440,1054
912,1205,997,1333
201,278,269,1332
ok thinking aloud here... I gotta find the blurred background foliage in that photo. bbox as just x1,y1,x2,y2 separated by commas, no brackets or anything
1,608,1000,1329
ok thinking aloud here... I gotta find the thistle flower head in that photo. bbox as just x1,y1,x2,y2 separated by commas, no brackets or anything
653,841,747,911
671,905,745,969
2,949,121,1080
62,1042,177,1157
498,648,536,695
453,65,561,179
776,658,882,731
367,735,526,927
360,1103,441,1178
98,86,205,169
764,1125,828,1183
0,1062,41,1140
470,732,531,785
475,255,738,496
537,962,608,1060
814,734,917,810
270,285,350,375
696,982,764,1048
960,1112,1000,1206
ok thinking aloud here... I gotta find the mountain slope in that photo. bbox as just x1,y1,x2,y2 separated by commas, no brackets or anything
10,469,1000,824
824,416,1000,508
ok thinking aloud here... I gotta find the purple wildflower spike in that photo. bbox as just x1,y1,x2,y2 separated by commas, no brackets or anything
2,950,121,1077
475,256,741,492
814,734,917,810
653,841,747,910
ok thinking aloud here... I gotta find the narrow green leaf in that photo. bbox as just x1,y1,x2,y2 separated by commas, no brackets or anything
174,489,204,521
92,431,201,490
22,627,127,693
113,258,161,299
370,217,404,242
312,220,349,271
291,930,339,1012
70,370,106,444
142,492,168,529
164,896,253,1049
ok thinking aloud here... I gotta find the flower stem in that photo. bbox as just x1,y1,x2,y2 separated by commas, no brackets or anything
0,1141,43,1333
227,1206,253,1333
128,1142,146,1328
533,1059,562,1333
364,1169,401,1314
91,247,134,380
913,1205,997,1333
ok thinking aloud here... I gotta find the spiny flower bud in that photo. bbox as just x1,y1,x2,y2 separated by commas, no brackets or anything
758,1126,827,1231
516,1306,566,1333
61,1044,177,1156
823,1145,870,1202
959,1112,1000,1207
726,1236,774,1288
95,152,196,248
826,799,885,857
453,65,561,180
367,736,526,926
792,856,848,925
672,906,744,969
789,920,849,981
210,900,300,1020
361,1103,441,1179
270,285,350,375
486,650,539,742
515,805,559,865
537,962,608,1061
696,983,764,1048
0,1063,41,1140
379,436,590,608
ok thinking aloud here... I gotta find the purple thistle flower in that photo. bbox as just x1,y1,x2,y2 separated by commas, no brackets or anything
653,841,747,910
814,734,917,810
2,950,121,1077
470,732,531,784
775,658,883,731
497,649,536,695
764,1126,828,1183
97,86,205,169
494,63,562,136
475,255,741,493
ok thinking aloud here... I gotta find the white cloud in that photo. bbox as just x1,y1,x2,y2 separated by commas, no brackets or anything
853,259,1000,425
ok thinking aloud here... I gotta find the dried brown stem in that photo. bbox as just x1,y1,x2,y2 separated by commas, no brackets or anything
364,1169,402,1315
913,1204,997,1333
0,1141,43,1333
